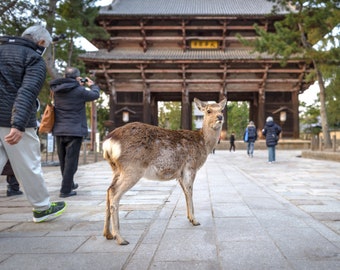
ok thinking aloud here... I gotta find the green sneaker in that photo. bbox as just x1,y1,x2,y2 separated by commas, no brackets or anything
33,201,66,223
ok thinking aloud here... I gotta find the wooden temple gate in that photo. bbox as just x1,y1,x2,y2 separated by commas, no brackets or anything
80,0,313,138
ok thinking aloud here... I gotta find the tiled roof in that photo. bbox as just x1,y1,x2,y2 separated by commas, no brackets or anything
80,48,277,61
100,0,287,16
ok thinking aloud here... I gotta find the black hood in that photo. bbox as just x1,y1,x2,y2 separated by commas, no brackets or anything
50,78,79,93
265,121,275,127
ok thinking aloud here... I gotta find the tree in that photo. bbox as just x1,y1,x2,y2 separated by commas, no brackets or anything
0,0,38,35
0,0,110,137
158,102,181,130
325,68,340,129
300,101,321,136
55,0,108,68
240,0,340,148
227,102,249,139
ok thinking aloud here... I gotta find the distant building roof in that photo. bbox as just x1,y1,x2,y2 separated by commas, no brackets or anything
100,0,287,16
81,48,277,61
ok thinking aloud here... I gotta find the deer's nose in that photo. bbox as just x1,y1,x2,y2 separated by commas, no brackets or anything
217,115,223,121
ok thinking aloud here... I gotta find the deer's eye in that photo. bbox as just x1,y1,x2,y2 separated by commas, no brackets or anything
207,109,211,114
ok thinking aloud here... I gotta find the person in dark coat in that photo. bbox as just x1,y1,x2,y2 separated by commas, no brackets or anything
1,161,23,196
243,121,257,158
0,25,66,223
229,131,236,152
49,67,100,197
262,116,282,163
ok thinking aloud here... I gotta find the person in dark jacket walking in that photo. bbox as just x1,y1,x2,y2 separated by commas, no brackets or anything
243,121,257,158
0,25,66,222
50,67,100,197
229,131,236,152
262,116,282,163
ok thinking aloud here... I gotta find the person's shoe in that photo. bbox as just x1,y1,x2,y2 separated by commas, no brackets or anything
59,190,77,198
33,201,66,223
7,189,23,197
72,183,78,190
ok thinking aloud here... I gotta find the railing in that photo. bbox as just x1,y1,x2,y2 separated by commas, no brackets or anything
310,135,339,152
40,138,104,167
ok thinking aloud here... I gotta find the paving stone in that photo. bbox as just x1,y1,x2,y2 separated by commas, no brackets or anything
1,150,339,269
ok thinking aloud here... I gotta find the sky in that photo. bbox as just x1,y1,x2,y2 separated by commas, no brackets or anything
300,82,319,106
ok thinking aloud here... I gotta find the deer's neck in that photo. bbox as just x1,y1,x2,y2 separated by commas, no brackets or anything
201,126,221,152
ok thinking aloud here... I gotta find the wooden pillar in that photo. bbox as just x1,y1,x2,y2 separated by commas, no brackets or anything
150,96,158,126
108,83,116,131
251,94,259,135
181,88,190,130
103,66,116,131
181,63,190,130
258,65,269,134
143,85,151,124
219,90,227,138
292,90,299,138
258,87,265,133
90,101,97,151
220,62,228,133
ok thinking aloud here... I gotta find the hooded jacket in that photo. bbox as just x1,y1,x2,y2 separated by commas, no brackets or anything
0,36,47,131
262,120,282,147
49,78,100,137
244,122,257,143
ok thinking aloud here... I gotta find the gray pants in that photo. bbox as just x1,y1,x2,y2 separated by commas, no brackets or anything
0,127,50,211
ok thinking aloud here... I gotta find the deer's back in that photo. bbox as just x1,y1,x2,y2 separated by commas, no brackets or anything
103,122,208,180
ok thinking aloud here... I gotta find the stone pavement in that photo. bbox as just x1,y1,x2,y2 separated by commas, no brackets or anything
0,150,339,270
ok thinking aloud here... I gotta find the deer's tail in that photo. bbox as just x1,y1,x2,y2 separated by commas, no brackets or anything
103,139,121,161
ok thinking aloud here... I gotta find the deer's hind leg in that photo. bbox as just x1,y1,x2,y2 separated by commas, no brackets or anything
104,172,141,245
103,174,118,241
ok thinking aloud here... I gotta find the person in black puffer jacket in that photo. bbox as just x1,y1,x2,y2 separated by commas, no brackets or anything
49,67,100,197
0,25,66,222
262,116,282,163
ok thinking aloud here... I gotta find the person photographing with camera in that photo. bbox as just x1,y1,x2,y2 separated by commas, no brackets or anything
49,67,100,197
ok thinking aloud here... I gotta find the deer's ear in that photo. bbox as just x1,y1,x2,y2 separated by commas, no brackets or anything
194,98,206,111
219,98,227,110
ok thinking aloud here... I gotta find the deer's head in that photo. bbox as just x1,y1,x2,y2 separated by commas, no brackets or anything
194,98,227,130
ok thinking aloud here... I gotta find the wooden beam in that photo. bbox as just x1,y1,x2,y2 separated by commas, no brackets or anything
85,59,308,65
109,78,302,84
103,25,257,31
89,68,309,74
108,36,256,41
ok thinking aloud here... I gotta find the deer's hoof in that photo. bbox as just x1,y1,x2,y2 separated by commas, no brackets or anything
104,232,115,240
118,239,130,245
191,220,200,226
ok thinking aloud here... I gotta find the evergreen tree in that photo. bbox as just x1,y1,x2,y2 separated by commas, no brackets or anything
325,68,340,129
158,102,181,130
0,0,109,137
227,102,249,139
239,0,340,148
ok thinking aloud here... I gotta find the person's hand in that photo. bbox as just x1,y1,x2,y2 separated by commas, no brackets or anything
85,77,94,87
5,128,23,145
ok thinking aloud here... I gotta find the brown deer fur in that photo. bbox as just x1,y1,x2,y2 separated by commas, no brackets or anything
102,98,227,245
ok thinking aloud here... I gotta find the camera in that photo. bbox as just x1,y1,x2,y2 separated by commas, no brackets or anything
80,78,88,83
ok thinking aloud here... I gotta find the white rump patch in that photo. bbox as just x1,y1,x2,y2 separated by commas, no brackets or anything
103,139,121,160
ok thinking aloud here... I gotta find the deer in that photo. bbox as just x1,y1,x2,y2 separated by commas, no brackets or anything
102,97,227,245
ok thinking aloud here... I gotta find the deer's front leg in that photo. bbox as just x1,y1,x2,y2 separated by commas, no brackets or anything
178,173,200,226
110,199,129,245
